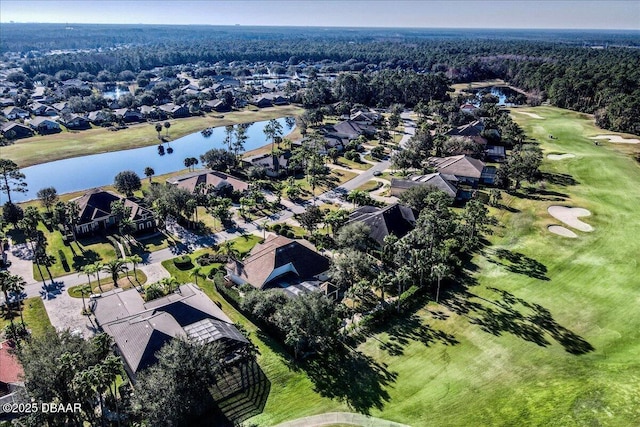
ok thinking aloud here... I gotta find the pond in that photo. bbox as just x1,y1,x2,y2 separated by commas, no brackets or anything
13,117,294,203
101,86,132,99
472,86,526,106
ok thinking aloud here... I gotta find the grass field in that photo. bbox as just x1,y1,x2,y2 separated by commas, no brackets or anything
0,297,54,338
242,106,640,426
2,106,303,168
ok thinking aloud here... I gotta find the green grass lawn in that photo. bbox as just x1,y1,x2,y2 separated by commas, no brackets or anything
240,106,640,426
3,105,303,168
335,157,373,171
0,297,54,338
29,225,117,281
355,180,383,193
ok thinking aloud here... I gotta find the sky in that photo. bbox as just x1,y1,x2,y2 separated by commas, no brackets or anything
1,1,639,30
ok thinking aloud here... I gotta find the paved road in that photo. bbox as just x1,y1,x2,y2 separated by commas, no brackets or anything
320,113,415,202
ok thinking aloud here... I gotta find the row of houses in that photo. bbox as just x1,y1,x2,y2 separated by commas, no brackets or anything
390,154,497,200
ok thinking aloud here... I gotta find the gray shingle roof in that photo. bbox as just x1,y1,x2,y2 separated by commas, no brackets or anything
346,203,416,246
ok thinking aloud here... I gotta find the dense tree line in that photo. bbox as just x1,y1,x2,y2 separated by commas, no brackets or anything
5,24,639,133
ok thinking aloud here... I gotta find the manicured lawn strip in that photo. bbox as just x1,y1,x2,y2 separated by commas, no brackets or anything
3,105,304,168
0,297,54,337
67,270,147,297
335,158,373,171
355,180,383,192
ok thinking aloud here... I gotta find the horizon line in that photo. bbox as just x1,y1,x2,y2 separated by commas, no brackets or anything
1,21,639,32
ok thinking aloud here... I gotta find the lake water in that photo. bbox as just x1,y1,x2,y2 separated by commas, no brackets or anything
13,117,293,203
472,86,525,106
102,86,132,99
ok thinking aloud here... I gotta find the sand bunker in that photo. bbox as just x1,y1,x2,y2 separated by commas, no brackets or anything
548,206,593,232
514,111,544,119
548,225,578,238
592,134,640,144
547,153,576,160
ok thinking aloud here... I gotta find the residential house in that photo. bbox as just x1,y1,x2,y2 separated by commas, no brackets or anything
329,120,376,140
30,102,57,117
350,109,382,124
94,283,249,381
0,98,14,108
59,113,91,130
226,235,330,296
201,99,230,113
460,103,479,115
159,103,189,118
0,340,26,415
167,170,250,195
427,154,496,187
52,102,72,115
28,117,61,134
485,145,507,162
86,110,114,126
139,105,167,121
250,96,273,108
0,123,34,139
71,189,156,236
345,203,416,247
242,153,290,177
3,106,29,120
390,172,458,199
444,119,487,146
114,108,144,123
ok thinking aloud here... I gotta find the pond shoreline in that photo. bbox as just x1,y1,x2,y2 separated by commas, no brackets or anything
2,105,303,169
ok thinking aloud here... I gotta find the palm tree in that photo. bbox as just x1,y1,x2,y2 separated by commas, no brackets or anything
79,284,91,314
67,201,81,243
219,240,241,261
164,121,171,137
144,167,155,183
155,123,162,138
102,259,128,288
0,272,23,327
126,254,142,282
432,263,449,303
189,266,205,286
87,262,104,292
79,265,94,292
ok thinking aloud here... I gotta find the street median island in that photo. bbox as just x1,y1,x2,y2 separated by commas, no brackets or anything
592,134,640,144
548,225,578,238
548,206,594,232
547,153,576,160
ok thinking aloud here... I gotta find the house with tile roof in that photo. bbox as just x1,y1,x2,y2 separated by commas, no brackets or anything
94,284,248,381
226,235,330,293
